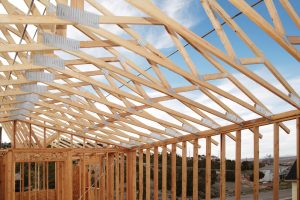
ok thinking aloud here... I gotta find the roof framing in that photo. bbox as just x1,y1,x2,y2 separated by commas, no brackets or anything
0,0,299,149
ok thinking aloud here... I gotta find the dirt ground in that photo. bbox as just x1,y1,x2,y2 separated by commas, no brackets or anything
211,188,292,200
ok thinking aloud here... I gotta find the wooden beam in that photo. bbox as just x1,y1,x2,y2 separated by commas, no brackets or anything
235,130,241,200
206,137,211,200
139,149,143,200
116,153,120,200
126,0,299,107
126,151,136,200
5,151,13,200
229,0,300,61
64,151,73,200
0,64,46,72
279,0,300,29
29,122,32,148
13,120,16,148
120,153,125,200
297,117,300,200
193,139,198,200
253,126,259,200
0,15,162,25
153,147,158,200
133,110,300,150
220,134,226,200
146,149,150,200
162,146,167,200
288,36,300,45
273,123,279,200
171,143,176,200
182,141,187,200
107,153,114,200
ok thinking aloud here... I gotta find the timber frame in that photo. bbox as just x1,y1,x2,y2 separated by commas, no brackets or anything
0,0,299,199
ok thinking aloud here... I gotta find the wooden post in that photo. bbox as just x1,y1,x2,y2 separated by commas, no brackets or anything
22,163,25,200
43,163,46,191
34,162,37,200
44,127,46,148
116,153,120,200
153,147,158,200
162,146,167,200
235,130,241,200
29,162,31,200
220,134,226,200
139,149,143,200
99,156,102,200
273,123,279,200
171,143,176,200
297,118,300,200
5,151,13,200
133,152,136,200
120,154,124,200
64,152,73,200
54,162,59,200
81,155,86,200
107,153,114,200
206,137,211,200
182,141,187,200
0,126,2,149
12,153,15,200
100,156,105,200
126,152,130,200
193,139,198,200
13,120,16,148
253,126,259,200
71,135,73,148
46,162,48,200
29,123,32,148
126,151,136,200
146,149,150,200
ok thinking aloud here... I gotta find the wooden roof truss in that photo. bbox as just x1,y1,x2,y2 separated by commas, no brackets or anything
0,0,299,149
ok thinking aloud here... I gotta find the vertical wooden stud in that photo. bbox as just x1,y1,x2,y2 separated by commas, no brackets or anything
107,153,114,200
46,162,48,200
99,155,102,200
116,153,120,200
133,151,137,200
5,151,13,200
64,152,72,200
182,142,187,200
193,139,198,200
22,163,24,199
13,120,16,149
253,126,259,200
44,127,46,148
220,134,226,200
206,137,211,200
297,118,300,200
153,147,158,200
126,151,136,200
146,149,151,200
29,162,31,200
81,155,86,200
162,146,167,200
101,156,106,200
139,149,143,200
171,143,176,200
235,131,241,200
273,123,279,200
29,123,32,148
120,154,124,200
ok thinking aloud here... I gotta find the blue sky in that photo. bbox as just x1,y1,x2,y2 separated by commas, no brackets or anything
1,0,299,159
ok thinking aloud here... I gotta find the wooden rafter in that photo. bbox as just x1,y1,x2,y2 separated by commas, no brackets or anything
0,0,299,149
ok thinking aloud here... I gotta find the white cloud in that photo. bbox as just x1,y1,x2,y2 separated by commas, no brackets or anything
84,0,202,49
